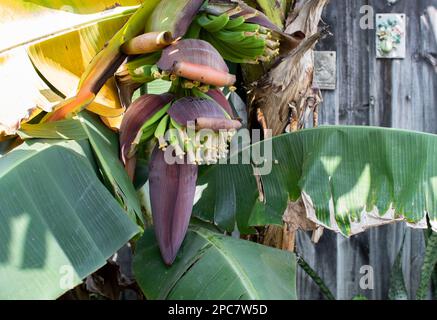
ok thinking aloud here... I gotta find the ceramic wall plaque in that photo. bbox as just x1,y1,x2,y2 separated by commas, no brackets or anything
376,13,406,59
313,51,336,90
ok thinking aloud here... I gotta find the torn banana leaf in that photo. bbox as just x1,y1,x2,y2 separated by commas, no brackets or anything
0,1,142,135
133,226,297,299
28,16,132,124
46,0,162,122
195,126,437,236
0,0,140,52
206,0,282,31
0,139,139,299
17,112,144,225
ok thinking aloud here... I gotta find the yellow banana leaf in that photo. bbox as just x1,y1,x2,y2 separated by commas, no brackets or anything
45,0,161,123
20,0,143,14
0,0,148,136
27,13,133,129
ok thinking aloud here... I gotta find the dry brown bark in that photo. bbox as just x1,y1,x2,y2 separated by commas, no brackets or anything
245,0,330,251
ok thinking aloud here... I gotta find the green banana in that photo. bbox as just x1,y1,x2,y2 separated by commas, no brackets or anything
140,102,171,132
214,30,246,43
170,116,183,130
202,32,247,63
224,16,245,30
126,52,161,71
231,22,260,33
154,114,170,139
167,124,185,158
196,14,213,28
219,37,262,61
197,13,230,33
236,44,266,58
131,64,160,83
238,36,266,49
140,122,159,143
154,114,170,149
191,87,210,99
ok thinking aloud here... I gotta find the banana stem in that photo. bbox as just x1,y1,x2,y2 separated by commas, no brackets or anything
121,31,174,55
45,91,95,122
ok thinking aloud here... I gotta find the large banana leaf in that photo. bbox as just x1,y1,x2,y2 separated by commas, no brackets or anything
0,0,156,135
0,139,139,299
16,1,143,14
194,126,437,236
0,1,141,52
133,226,297,300
17,111,143,224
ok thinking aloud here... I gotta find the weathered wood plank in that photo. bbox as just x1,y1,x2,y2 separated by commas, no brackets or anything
297,0,437,300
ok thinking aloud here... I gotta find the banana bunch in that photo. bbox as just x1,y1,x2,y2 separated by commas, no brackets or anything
196,13,280,64
154,114,237,166
115,53,162,86
139,93,238,166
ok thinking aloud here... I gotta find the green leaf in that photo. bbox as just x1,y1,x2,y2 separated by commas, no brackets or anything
296,253,335,300
195,126,437,235
417,231,437,300
0,0,140,53
17,112,144,225
146,79,172,95
388,233,408,300
0,139,139,299
133,226,297,300
0,1,139,135
20,0,143,14
432,267,437,299
194,163,258,234
78,112,144,225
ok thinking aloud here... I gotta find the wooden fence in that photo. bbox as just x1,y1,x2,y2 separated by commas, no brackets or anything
297,0,437,299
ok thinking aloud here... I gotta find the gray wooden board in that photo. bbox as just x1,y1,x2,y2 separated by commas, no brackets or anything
297,0,437,300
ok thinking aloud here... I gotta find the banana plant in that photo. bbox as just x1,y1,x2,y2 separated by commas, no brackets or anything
2,0,437,302
133,226,297,300
0,115,140,299
417,231,437,299
0,0,155,135
194,126,437,235
1,0,295,287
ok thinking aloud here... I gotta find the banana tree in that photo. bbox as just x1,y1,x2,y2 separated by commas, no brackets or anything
1,0,437,300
